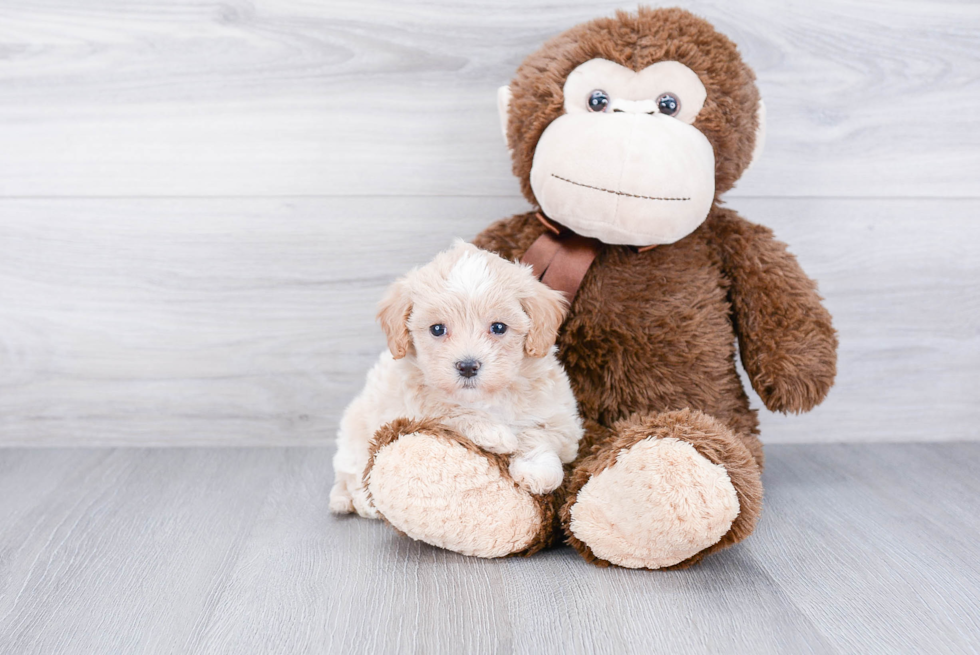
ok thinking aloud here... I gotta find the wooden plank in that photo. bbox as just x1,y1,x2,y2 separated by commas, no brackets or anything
743,197,980,443
750,443,980,653
0,0,976,198
0,448,292,654
195,448,831,655
0,196,525,445
0,196,976,445
0,445,977,652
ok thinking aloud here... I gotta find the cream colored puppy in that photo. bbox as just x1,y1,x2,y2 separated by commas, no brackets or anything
331,241,584,519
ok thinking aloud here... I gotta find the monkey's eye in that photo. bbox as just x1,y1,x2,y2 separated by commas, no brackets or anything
657,93,680,117
429,324,446,337
588,89,609,112
490,322,508,335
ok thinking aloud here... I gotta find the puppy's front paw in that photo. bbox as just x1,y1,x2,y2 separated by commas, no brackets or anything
509,449,564,495
468,424,519,455
329,481,354,514
330,475,378,518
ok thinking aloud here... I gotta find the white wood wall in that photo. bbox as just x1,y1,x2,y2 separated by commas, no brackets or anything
0,0,977,445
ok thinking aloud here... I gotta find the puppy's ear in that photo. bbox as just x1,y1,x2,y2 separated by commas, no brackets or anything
522,279,568,357
377,278,413,359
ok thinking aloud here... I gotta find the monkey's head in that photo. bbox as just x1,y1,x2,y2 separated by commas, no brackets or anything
499,7,765,247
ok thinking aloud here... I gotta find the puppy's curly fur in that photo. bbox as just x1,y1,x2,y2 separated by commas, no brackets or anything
330,241,584,518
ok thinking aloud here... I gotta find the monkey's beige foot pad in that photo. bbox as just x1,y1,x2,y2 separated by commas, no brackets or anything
367,431,545,558
568,437,739,569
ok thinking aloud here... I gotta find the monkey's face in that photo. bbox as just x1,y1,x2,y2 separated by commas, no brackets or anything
498,8,766,248
529,59,715,246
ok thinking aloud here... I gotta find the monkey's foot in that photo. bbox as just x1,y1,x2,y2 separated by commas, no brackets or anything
562,409,763,569
364,418,555,558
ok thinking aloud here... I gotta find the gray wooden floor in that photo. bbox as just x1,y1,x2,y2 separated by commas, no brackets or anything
1,443,978,654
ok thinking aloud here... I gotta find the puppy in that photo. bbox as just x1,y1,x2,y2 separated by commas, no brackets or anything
330,241,584,518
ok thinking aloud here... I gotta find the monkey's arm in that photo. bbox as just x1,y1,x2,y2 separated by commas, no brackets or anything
711,210,838,413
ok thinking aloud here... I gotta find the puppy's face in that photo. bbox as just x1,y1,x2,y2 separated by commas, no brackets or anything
377,242,567,397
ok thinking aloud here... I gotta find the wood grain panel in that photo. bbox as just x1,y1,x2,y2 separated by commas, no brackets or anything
0,444,978,653
751,443,980,653
0,196,975,445
195,448,831,655
0,448,292,654
0,0,976,198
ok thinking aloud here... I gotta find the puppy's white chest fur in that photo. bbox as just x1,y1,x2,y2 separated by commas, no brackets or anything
450,393,525,429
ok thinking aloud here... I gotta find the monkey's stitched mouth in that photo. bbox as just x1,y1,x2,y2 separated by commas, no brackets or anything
551,174,690,201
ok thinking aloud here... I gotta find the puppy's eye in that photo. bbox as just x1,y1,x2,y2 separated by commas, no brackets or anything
588,89,609,112
429,324,446,337
490,322,508,335
657,93,680,116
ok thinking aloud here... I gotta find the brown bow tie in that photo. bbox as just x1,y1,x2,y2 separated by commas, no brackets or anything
520,212,657,303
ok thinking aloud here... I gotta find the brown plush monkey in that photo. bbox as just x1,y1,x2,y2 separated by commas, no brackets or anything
364,7,837,569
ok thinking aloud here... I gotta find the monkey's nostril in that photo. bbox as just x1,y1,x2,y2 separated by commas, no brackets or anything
455,359,481,379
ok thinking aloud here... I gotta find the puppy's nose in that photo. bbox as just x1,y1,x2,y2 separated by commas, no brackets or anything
455,359,481,379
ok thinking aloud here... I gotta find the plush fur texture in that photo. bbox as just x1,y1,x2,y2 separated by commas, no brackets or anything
364,417,562,557
560,410,763,569
569,437,738,569
474,8,835,568
370,430,542,557
526,58,718,246
331,242,584,518
476,209,837,433
472,202,834,565
506,7,762,207
360,7,836,569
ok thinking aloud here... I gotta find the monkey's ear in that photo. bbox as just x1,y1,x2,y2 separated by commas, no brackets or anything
497,86,513,151
747,98,767,170
376,278,413,359
521,279,568,358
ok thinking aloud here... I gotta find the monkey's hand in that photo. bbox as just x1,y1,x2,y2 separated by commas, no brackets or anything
712,210,838,413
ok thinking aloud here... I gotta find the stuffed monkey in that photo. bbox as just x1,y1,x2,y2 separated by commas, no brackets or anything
364,7,837,569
